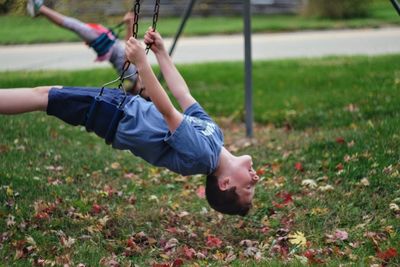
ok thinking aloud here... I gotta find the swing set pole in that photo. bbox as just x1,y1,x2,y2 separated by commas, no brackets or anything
390,0,400,15
158,0,196,81
168,0,197,57
243,0,254,138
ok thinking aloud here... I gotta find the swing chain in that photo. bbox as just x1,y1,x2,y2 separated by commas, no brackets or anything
132,0,141,39
145,0,161,54
152,0,160,29
116,0,160,92
116,0,142,91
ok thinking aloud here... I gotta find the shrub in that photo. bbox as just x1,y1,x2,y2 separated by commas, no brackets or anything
0,0,14,14
302,0,372,19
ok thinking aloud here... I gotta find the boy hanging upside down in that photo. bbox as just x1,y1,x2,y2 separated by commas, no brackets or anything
0,26,259,216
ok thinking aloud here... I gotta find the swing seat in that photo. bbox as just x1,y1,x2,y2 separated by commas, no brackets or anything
85,96,125,145
89,32,116,57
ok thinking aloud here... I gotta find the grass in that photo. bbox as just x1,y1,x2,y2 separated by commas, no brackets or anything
0,54,399,266
0,1,399,45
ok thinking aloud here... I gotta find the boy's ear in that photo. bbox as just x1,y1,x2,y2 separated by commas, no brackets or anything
218,176,230,191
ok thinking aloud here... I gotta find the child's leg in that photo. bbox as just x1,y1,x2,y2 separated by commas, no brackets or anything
38,5,99,43
0,86,55,114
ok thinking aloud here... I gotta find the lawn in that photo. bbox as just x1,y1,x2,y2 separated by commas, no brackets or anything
0,1,399,45
0,54,399,266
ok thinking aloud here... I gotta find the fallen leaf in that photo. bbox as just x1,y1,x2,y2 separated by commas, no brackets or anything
196,185,205,199
91,204,102,214
289,231,307,247
256,168,265,176
311,207,329,216
206,235,222,248
178,211,189,218
318,185,334,192
172,258,184,267
334,229,348,241
60,236,76,248
301,179,317,189
182,246,196,260
294,162,304,172
149,195,159,203
6,215,16,227
110,162,120,169
336,137,346,144
359,177,370,187
6,186,13,197
389,203,400,212
377,247,397,262
336,163,344,171
164,238,179,251
304,249,324,264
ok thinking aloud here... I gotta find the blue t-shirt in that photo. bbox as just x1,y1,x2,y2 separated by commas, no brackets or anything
112,96,224,176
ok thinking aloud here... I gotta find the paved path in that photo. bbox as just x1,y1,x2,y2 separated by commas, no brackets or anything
1,27,400,71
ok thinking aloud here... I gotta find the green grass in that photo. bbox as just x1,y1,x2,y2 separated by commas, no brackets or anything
0,1,399,45
0,54,399,266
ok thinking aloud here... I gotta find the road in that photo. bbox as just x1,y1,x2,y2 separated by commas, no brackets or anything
0,27,399,71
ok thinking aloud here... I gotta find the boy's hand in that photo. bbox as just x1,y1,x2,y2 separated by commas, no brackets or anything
125,37,147,65
144,27,166,55
123,11,135,24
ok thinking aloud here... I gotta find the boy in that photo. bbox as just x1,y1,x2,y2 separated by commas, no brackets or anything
0,28,259,216
27,0,140,94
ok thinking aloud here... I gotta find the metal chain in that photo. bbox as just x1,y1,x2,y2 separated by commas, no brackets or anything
118,0,161,91
118,0,142,90
132,0,141,39
145,0,161,54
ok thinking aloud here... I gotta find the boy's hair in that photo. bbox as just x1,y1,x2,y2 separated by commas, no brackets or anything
205,173,252,216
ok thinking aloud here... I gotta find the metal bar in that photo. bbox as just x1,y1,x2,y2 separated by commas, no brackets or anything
158,0,196,81
390,0,400,15
243,0,254,138
168,0,197,57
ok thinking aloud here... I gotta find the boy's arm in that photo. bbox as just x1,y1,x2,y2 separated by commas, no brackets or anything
144,29,196,111
126,37,183,132
123,12,135,42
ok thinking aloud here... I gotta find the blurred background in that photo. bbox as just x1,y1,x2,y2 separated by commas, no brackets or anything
1,0,376,20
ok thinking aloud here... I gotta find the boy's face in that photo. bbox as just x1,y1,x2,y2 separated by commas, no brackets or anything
225,155,259,205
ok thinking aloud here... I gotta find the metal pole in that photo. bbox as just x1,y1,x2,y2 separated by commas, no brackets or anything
243,0,254,138
168,0,197,57
390,0,400,15
158,0,197,81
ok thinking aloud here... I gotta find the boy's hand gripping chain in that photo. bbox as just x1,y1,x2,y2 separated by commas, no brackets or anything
118,0,161,91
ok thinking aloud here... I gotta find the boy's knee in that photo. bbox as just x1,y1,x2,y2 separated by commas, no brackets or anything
34,86,51,95
34,86,60,96
33,86,61,111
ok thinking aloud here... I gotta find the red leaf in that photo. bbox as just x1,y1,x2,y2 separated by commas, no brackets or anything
256,168,265,175
206,235,222,248
196,185,205,199
272,192,293,209
336,163,344,171
103,185,116,197
166,227,178,234
304,249,324,264
335,137,346,144
277,192,293,205
91,204,102,214
272,201,285,209
182,246,196,260
172,259,184,267
126,238,135,248
34,212,50,220
377,247,398,261
294,162,304,172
